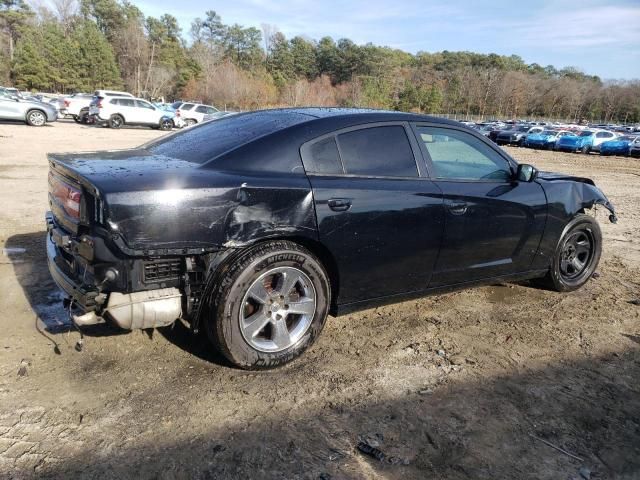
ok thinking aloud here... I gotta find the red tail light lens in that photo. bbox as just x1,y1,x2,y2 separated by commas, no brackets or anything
176,110,181,117
64,100,70,107
49,173,82,219
97,100,103,108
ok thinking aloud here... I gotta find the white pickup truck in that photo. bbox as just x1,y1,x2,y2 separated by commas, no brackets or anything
60,94,95,122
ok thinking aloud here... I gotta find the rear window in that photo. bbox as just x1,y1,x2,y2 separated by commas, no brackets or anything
337,126,417,177
180,103,195,111
171,101,182,109
145,111,312,164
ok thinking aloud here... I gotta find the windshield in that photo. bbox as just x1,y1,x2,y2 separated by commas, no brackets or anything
541,130,556,136
145,110,313,164
579,131,593,137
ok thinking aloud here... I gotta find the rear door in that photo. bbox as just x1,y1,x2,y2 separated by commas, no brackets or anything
302,123,445,305
411,123,547,287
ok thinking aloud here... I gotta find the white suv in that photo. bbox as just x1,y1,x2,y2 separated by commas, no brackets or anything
90,97,174,130
171,101,220,126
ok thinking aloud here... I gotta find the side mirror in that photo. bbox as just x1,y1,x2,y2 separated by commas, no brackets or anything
516,164,538,182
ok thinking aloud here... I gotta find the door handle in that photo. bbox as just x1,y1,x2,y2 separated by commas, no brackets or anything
447,202,468,215
327,198,352,212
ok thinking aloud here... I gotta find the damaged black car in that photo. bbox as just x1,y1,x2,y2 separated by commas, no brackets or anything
46,108,617,369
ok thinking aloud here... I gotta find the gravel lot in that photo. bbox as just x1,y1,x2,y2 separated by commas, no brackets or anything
1,119,639,480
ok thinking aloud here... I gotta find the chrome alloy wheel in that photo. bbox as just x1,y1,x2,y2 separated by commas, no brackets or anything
28,111,46,126
239,267,316,352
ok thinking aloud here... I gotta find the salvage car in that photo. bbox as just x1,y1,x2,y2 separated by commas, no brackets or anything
525,130,571,149
0,91,58,126
496,125,540,146
599,135,637,156
629,137,640,158
45,108,617,369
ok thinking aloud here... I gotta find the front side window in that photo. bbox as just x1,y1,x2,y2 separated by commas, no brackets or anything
336,126,418,177
416,126,512,181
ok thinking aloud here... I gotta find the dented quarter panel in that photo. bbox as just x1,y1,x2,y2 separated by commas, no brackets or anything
49,150,318,254
532,172,617,270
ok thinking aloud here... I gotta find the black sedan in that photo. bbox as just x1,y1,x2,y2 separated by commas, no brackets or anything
46,108,616,369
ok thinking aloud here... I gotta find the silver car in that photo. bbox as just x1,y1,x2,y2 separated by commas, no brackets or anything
0,92,58,126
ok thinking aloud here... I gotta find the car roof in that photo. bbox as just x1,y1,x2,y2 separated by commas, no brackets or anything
246,107,462,126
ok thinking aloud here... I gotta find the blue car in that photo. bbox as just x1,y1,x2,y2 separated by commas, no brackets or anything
555,130,594,153
600,135,637,156
525,130,564,149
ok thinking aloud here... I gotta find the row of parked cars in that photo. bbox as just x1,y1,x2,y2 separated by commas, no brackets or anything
462,120,640,157
0,86,233,129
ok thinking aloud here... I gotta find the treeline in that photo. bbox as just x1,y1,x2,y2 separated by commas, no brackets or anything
1,0,639,123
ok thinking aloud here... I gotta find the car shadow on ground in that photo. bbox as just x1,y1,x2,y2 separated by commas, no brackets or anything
29,347,640,479
5,231,229,365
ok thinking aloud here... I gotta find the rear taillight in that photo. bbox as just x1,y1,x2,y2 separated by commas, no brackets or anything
176,110,181,117
97,100,103,108
64,100,70,107
49,172,82,219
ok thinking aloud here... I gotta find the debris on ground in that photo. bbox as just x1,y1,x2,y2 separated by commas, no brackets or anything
629,299,640,306
356,441,386,461
579,466,591,479
17,359,30,377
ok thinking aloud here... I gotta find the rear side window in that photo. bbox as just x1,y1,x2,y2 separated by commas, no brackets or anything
303,137,343,174
337,126,417,177
195,105,208,113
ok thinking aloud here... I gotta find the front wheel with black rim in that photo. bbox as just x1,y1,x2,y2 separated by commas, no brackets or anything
581,145,591,154
538,214,602,292
206,240,330,369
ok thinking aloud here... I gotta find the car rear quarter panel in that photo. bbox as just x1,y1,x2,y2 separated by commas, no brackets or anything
105,171,317,254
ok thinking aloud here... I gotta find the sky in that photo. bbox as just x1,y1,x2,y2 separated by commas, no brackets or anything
131,0,639,80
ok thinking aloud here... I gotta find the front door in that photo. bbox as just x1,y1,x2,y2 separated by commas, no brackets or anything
411,124,547,287
301,123,445,305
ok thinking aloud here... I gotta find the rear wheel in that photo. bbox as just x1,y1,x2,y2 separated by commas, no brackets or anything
205,240,330,369
184,118,197,127
538,214,601,292
26,110,46,126
581,144,591,154
109,114,124,129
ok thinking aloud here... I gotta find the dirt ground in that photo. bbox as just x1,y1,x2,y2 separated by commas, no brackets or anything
0,119,639,480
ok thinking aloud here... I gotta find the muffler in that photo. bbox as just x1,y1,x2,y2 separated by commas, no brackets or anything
104,288,182,330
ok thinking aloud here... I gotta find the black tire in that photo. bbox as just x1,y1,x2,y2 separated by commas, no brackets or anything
205,240,330,370
26,109,47,126
538,214,602,292
109,114,124,129
518,138,525,147
184,118,197,127
581,144,591,154
159,118,173,131
73,115,82,123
